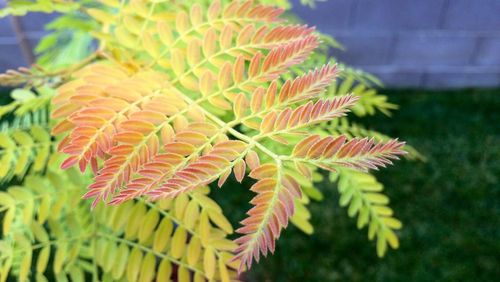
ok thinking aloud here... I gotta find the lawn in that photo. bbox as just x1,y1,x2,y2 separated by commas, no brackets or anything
212,88,500,281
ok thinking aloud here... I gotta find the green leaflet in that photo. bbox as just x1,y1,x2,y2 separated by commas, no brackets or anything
329,75,398,117
0,124,53,184
335,169,403,257
11,89,36,102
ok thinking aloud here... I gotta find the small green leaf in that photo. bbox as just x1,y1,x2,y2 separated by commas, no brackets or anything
36,247,50,273
126,247,143,282
382,217,402,229
156,258,172,282
37,194,51,224
111,243,129,280
138,209,159,243
174,193,189,219
183,200,200,230
207,209,233,234
192,193,222,212
218,257,231,282
290,214,314,235
153,217,173,252
199,210,210,247
187,237,201,266
11,89,36,102
170,227,187,259
178,266,190,282
0,192,15,208
102,241,117,273
376,231,387,257
203,246,216,280
138,253,156,282
31,221,49,242
125,202,146,239
53,243,67,274
384,228,399,249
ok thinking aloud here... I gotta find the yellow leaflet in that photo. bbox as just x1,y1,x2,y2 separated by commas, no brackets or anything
126,247,143,282
170,227,187,259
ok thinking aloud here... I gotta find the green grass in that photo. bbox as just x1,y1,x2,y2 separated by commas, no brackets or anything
212,88,500,281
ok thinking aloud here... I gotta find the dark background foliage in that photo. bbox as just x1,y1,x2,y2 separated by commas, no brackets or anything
211,89,500,282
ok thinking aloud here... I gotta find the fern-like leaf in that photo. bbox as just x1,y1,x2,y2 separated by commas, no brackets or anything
291,135,405,172
0,110,52,183
50,0,407,272
327,118,426,161
0,165,240,281
334,169,403,257
233,162,301,272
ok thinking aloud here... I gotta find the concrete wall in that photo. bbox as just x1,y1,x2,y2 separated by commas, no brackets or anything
0,0,56,71
0,0,499,88
292,0,500,88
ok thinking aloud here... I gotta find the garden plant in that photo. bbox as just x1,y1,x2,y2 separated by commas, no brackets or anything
0,0,421,281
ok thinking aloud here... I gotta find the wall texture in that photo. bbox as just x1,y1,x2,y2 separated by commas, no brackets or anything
292,0,500,88
0,0,499,88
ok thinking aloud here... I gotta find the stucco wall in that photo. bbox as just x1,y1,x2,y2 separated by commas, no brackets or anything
292,0,500,88
1,0,499,88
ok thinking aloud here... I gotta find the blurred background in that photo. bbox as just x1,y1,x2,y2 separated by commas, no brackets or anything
293,0,500,88
1,0,499,281
2,0,500,88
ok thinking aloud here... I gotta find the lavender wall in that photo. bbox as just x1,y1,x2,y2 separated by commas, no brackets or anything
292,0,500,88
1,0,499,88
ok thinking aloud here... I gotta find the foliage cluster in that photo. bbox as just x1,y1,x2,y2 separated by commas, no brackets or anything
0,0,419,281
